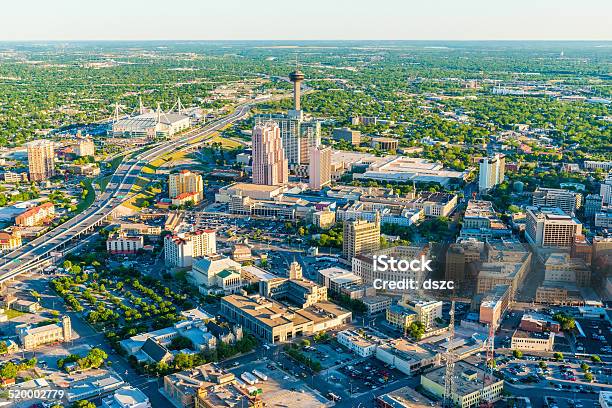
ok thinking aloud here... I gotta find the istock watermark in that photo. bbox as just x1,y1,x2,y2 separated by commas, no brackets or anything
373,254,433,272
371,254,454,291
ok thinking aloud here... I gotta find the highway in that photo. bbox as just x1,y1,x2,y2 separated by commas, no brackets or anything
0,103,254,282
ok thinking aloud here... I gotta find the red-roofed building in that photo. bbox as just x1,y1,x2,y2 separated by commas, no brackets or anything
15,203,55,227
171,191,201,207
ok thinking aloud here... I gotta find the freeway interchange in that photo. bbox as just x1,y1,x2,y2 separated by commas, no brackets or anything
0,103,253,283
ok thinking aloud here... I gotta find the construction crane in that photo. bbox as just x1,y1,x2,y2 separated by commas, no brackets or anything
443,300,457,408
479,323,496,408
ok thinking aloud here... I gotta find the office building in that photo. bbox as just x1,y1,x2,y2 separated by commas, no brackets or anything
332,127,361,145
362,296,392,315
595,211,612,229
308,145,332,190
601,173,612,206
251,122,289,186
352,245,430,290
377,386,439,408
3,171,28,183
337,330,377,357
74,137,95,157
525,206,582,248
376,339,439,376
532,187,582,215
519,313,561,333
399,296,443,330
445,240,485,291
318,267,362,293
343,214,381,260
535,281,584,306
312,209,336,229
259,275,328,308
474,241,532,299
169,170,204,203
164,230,216,268
420,361,503,408
544,253,591,286
510,330,555,351
27,139,55,181
220,294,351,344
585,161,612,171
584,194,602,220
478,284,511,330
106,232,144,255
370,137,399,151
17,315,71,350
459,200,511,242
478,154,505,192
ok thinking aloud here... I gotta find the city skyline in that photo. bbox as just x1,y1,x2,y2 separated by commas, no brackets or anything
1,0,611,41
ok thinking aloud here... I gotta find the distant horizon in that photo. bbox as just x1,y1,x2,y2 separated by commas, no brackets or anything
1,0,610,42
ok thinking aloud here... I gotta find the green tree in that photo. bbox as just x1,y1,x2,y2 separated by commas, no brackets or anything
407,321,426,340
591,355,602,363
0,341,7,355
553,352,564,361
0,362,18,379
72,401,96,408
512,350,523,359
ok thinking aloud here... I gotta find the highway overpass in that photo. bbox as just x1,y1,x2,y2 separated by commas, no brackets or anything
0,103,253,284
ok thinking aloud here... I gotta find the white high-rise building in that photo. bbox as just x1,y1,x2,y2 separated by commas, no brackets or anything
164,230,216,268
308,145,332,190
478,154,505,192
600,173,612,207
252,122,288,186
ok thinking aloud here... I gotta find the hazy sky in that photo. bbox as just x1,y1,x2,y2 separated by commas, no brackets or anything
1,0,611,41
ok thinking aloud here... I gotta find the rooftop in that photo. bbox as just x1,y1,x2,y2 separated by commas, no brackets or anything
422,361,499,397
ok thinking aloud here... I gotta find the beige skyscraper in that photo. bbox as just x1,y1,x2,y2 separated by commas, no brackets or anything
478,153,505,192
27,139,55,181
308,145,332,190
252,122,288,186
343,212,381,261
169,170,204,202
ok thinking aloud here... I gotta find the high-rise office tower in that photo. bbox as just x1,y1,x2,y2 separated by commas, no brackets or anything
478,154,505,192
343,212,381,261
308,145,332,190
252,122,288,186
532,187,582,215
525,206,582,248
601,173,612,207
27,139,55,182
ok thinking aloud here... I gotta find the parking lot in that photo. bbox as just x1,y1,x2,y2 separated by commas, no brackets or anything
544,396,600,408
228,360,328,408
575,317,612,356
300,341,356,370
